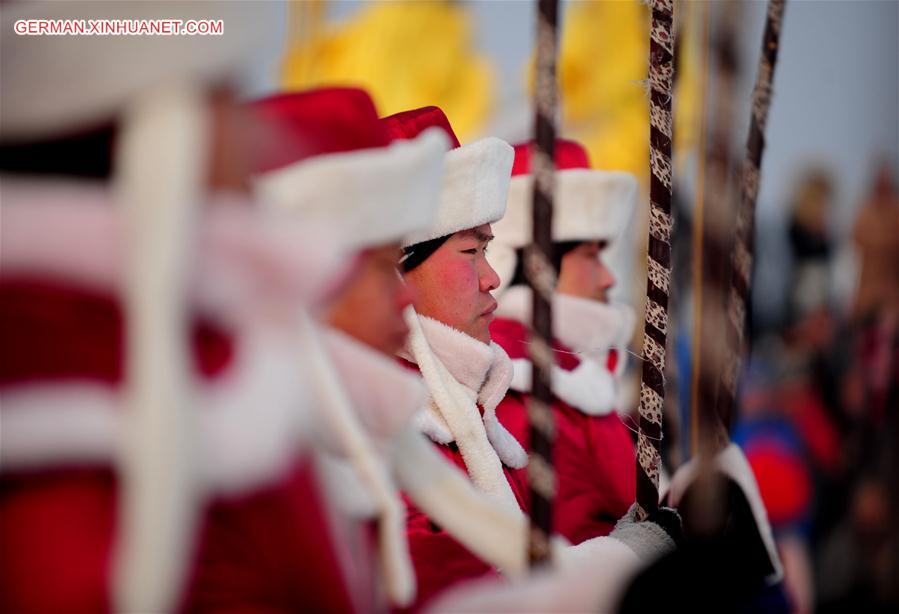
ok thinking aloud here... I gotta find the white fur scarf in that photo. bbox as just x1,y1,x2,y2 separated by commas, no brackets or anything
497,287,635,415
402,309,527,514
299,318,415,607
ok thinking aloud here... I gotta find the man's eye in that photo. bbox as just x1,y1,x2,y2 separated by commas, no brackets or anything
461,248,478,255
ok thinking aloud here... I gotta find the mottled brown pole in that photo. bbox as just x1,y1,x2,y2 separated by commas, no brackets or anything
525,0,559,567
636,0,675,521
717,0,787,433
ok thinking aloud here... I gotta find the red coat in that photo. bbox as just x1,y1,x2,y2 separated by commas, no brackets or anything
0,277,354,613
183,460,358,613
489,316,636,544
396,359,530,613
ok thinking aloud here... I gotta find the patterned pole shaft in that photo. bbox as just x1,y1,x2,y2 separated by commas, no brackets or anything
525,0,559,567
636,0,675,522
717,0,786,429
696,0,741,456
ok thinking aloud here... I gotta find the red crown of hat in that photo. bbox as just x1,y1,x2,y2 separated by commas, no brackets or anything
250,89,449,251
251,88,392,173
510,139,591,176
379,106,513,247
381,106,462,149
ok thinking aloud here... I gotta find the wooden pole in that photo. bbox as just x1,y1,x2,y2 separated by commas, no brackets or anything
635,0,676,521
525,0,560,567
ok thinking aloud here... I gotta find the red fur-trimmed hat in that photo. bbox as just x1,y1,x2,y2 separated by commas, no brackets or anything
382,106,513,247
251,89,450,251
489,139,637,295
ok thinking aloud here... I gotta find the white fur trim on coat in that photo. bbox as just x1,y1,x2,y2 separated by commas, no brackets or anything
322,329,537,588
322,327,428,452
402,309,524,515
402,137,514,247
509,358,618,416
405,311,527,470
496,287,635,415
496,286,635,359
0,328,314,495
255,128,449,252
667,443,785,585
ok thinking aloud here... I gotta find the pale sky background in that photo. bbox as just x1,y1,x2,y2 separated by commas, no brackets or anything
251,0,898,320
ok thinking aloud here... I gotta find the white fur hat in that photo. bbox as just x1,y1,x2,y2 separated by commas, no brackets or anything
489,140,638,295
381,107,514,247
251,89,450,252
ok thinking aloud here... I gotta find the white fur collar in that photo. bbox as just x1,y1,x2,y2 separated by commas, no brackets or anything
497,286,633,415
496,285,635,359
315,327,432,607
322,327,428,452
508,358,618,416
401,308,526,513
411,315,513,416
299,319,415,607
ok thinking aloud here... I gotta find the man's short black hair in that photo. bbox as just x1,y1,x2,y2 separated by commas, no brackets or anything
399,234,451,272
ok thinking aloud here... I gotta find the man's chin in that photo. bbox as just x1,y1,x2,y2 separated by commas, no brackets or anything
468,321,493,345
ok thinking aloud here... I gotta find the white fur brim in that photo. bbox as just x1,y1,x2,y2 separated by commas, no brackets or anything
493,169,637,249
403,137,514,246
255,128,449,252
0,2,281,141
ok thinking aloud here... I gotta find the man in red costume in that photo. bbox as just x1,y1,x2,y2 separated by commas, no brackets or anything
487,139,639,543
185,87,450,612
384,109,681,613
383,107,529,609
0,4,360,612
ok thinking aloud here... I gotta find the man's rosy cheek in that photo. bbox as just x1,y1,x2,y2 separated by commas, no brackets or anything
438,259,476,291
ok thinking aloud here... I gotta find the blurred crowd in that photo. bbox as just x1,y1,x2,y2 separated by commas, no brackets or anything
728,161,899,613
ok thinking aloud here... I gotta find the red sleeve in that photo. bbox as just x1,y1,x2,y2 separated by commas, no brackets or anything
553,408,636,544
396,444,500,613
182,463,356,614
0,468,116,613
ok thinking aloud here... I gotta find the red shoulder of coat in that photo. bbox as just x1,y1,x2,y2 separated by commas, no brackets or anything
489,316,530,360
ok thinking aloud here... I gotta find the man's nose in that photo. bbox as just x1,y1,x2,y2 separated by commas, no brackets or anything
479,258,501,292
600,262,616,291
